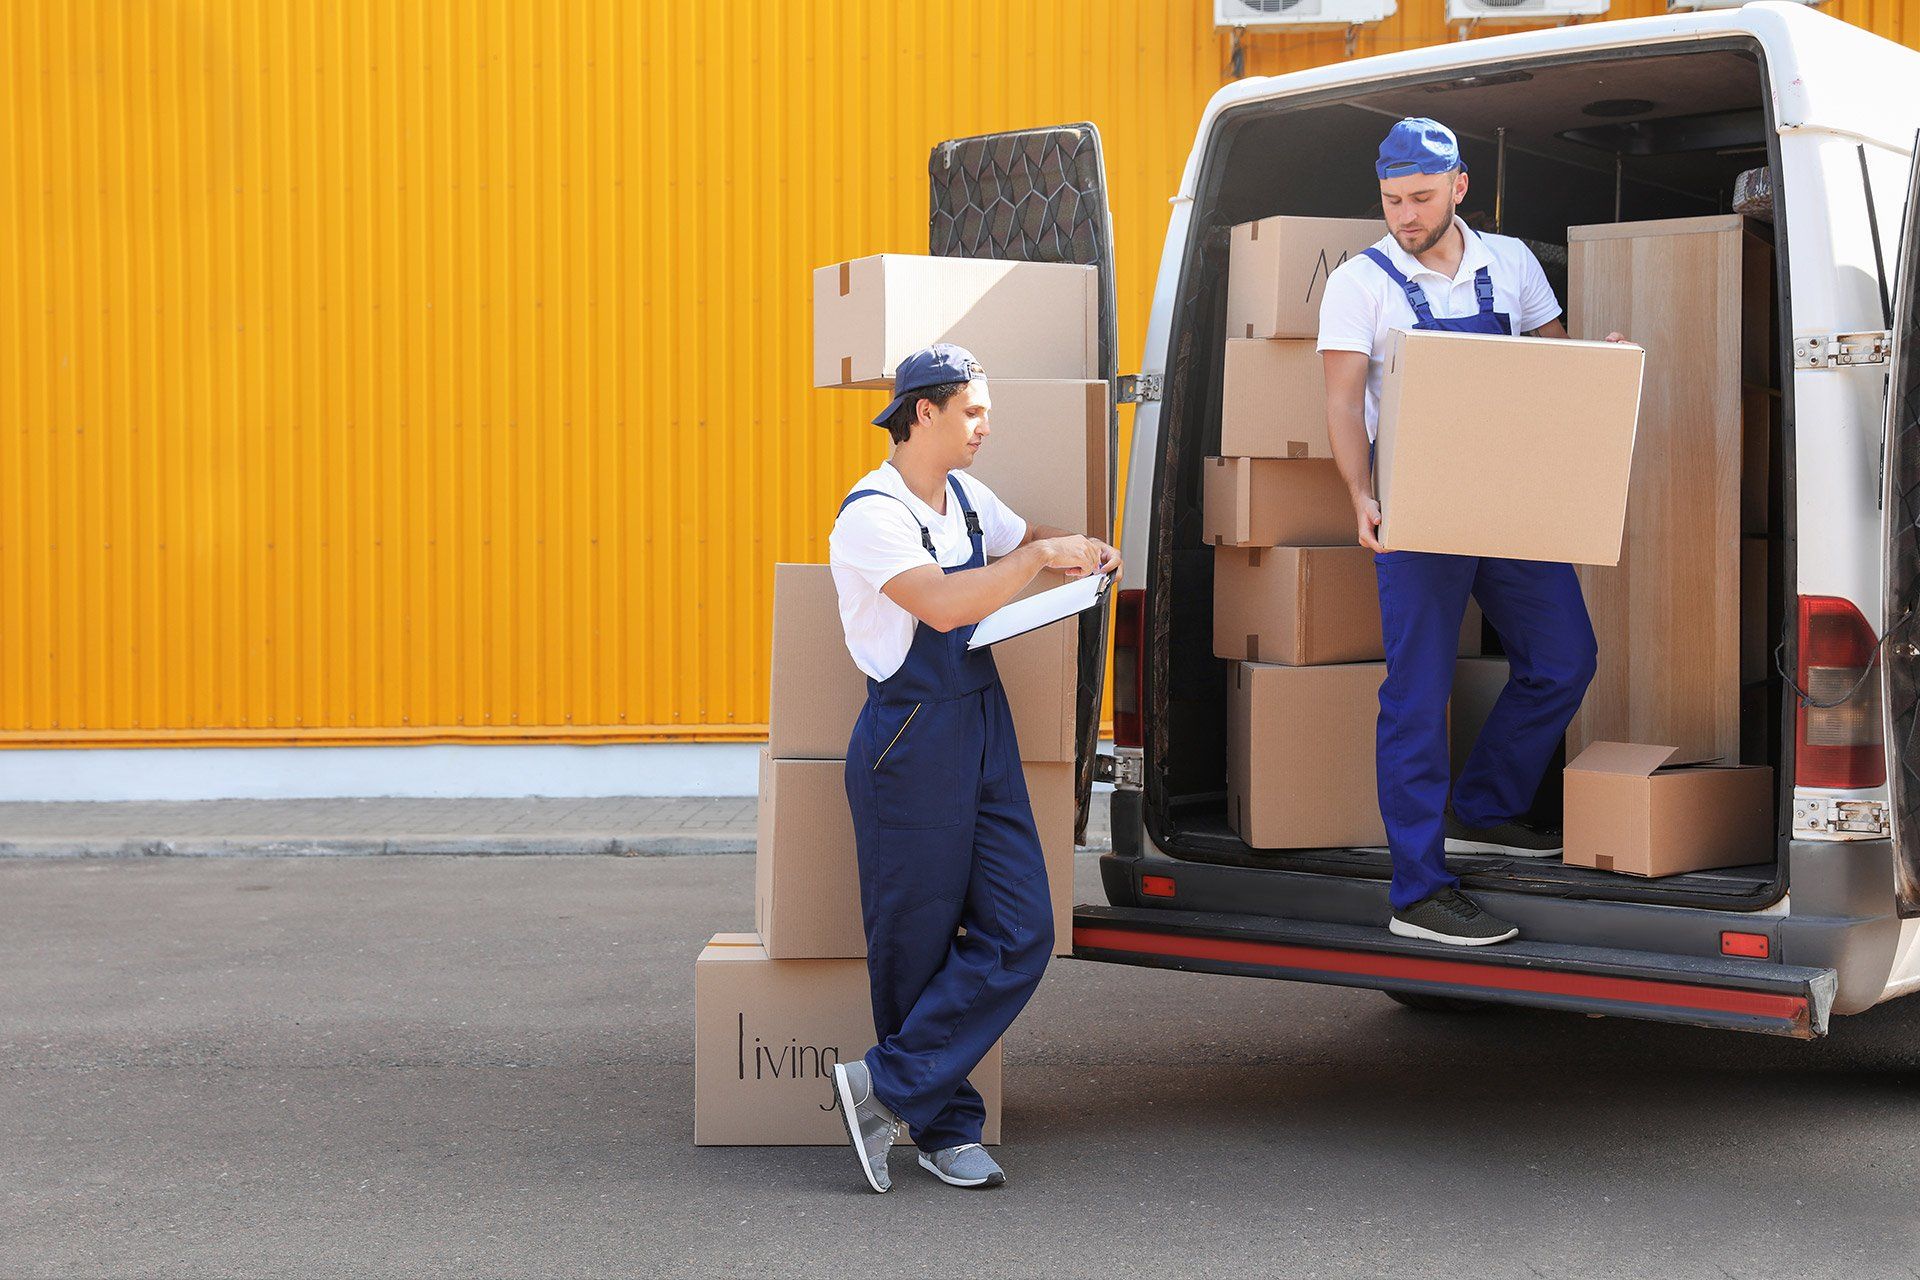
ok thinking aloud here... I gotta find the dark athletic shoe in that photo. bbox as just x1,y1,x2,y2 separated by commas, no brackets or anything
1443,810,1563,858
1389,888,1519,946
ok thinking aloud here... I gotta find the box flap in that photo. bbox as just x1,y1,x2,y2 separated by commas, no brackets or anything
1566,741,1680,776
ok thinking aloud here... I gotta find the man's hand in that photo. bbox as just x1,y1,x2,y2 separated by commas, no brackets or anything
1035,535,1103,579
1087,537,1122,579
1354,495,1385,554
1603,331,1636,346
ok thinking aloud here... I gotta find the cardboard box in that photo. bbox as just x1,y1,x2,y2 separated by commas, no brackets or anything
1742,537,1769,685
756,753,862,959
769,564,1077,762
756,751,1077,960
1226,216,1383,340
1201,457,1354,549
1374,330,1644,565
1024,760,1078,958
1220,339,1329,458
1449,657,1511,781
1212,545,1382,665
813,254,1097,389
694,932,1002,1145
1226,661,1387,849
1562,743,1772,877
967,379,1110,541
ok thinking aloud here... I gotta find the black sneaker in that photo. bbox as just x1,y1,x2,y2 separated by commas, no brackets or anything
1389,888,1519,946
1444,810,1562,858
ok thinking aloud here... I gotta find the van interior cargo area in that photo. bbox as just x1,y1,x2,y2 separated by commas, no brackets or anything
1145,41,1789,912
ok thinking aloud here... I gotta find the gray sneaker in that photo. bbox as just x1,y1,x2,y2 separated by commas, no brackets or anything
917,1143,1006,1189
831,1059,899,1194
1389,888,1519,946
1444,810,1563,857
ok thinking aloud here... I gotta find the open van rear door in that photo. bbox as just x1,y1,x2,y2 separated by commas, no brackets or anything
928,124,1119,843
1882,134,1920,917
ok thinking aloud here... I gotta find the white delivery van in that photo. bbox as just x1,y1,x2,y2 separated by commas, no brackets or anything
929,1,1920,1037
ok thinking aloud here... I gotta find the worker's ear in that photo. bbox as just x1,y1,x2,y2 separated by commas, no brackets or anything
1454,168,1469,204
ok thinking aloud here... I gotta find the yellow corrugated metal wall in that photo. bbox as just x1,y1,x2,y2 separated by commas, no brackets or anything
1,0,1914,748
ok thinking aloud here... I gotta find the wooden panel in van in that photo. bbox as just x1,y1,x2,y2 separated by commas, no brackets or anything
1566,215,1770,764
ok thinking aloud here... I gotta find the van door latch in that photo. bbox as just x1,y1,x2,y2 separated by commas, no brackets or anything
1092,751,1143,790
1116,374,1161,404
1793,793,1890,839
1793,331,1891,369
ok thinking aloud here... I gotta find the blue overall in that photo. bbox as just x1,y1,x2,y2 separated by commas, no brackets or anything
838,475,1053,1151
1363,239,1598,910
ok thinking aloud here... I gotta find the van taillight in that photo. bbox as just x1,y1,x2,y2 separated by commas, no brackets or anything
1795,595,1885,789
1113,588,1145,749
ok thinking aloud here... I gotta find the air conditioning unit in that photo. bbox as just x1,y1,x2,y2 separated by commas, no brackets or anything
1447,0,1609,19
1666,0,1822,10
1214,0,1398,28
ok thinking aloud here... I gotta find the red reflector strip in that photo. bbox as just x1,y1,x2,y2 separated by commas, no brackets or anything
1140,875,1177,898
1720,931,1770,959
1073,925,1805,1023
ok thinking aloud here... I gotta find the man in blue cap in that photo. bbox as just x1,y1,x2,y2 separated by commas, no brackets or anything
825,342,1119,1191
1317,118,1632,946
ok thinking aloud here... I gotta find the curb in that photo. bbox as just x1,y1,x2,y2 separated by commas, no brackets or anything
0,834,1116,860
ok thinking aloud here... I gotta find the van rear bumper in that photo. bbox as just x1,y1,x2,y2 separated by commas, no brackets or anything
1073,903,1838,1038
1096,842,1905,1018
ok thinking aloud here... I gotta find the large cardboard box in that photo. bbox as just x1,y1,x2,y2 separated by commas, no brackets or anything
694,933,1003,1145
756,753,862,960
1226,661,1387,849
769,564,1077,762
1220,339,1329,458
813,255,1097,389
1212,545,1382,665
756,751,1077,960
1201,457,1354,549
1374,329,1644,565
1449,657,1511,780
967,379,1111,541
1562,743,1772,877
1226,216,1383,340
1568,216,1767,763
1025,760,1079,958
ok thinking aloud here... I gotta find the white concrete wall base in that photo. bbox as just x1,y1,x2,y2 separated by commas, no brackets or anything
0,743,766,802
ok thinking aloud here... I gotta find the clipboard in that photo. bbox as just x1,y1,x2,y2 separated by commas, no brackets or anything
966,572,1113,650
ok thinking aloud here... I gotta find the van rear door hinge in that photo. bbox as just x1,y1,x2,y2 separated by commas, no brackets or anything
1116,373,1161,404
1092,751,1143,790
1793,331,1891,369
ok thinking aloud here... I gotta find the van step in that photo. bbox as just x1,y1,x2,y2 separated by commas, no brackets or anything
1070,904,1836,1039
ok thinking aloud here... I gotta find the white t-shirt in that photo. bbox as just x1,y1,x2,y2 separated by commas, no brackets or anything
1315,216,1562,441
828,461,1028,682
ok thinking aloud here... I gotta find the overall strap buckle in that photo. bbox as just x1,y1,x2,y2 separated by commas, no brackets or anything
964,510,983,538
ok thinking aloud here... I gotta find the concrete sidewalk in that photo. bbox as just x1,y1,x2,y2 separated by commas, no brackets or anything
0,789,1114,858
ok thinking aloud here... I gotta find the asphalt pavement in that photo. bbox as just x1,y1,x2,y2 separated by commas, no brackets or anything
3,851,1917,1279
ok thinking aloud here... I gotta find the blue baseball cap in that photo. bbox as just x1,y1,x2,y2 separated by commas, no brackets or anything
871,342,985,426
1376,117,1468,181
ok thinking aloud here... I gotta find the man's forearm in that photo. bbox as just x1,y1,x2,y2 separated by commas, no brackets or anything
1019,522,1073,549
918,543,1049,631
1328,405,1373,503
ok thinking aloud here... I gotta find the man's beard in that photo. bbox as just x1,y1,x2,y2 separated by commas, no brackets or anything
1401,199,1457,255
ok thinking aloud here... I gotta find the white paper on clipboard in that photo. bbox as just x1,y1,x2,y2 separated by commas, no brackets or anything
966,572,1112,650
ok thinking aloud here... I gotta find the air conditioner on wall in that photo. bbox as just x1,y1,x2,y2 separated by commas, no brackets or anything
1446,0,1610,19
1214,0,1398,28
1666,0,1822,10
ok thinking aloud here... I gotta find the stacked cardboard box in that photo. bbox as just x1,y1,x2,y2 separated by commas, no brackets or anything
1214,218,1382,849
694,254,1104,1145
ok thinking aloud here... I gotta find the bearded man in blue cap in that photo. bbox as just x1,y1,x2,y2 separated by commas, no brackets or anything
825,342,1119,1192
1317,118,1632,947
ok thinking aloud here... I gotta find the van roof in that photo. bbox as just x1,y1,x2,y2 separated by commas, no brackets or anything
1174,1,1920,202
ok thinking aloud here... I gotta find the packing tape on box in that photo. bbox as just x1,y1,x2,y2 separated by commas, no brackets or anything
839,262,851,296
